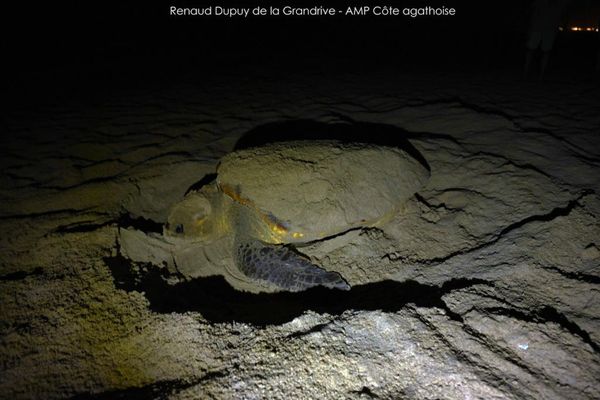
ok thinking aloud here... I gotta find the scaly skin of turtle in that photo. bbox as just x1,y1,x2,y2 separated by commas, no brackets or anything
234,238,350,292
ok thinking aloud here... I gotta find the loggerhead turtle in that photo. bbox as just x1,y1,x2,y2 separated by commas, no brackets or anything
164,140,429,292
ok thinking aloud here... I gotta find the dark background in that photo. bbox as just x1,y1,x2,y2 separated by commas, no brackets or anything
3,1,599,109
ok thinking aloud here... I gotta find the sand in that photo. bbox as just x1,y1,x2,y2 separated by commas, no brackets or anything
1,71,599,399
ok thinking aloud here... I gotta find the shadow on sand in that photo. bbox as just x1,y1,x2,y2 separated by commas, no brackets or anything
233,118,432,172
105,254,485,326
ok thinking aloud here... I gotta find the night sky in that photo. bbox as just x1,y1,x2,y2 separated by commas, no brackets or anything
3,1,599,110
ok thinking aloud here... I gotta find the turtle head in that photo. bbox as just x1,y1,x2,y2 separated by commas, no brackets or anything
164,186,222,241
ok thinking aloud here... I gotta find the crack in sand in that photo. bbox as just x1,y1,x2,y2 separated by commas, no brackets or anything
284,321,334,339
539,265,600,285
419,191,593,266
69,369,229,400
52,214,163,235
0,267,44,282
0,207,98,221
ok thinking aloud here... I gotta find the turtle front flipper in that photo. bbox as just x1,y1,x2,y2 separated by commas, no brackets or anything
235,240,350,292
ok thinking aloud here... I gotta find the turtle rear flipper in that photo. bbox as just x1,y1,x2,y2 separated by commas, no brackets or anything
235,240,350,292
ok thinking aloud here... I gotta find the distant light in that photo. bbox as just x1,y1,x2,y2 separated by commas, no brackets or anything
569,26,599,32
559,26,564,31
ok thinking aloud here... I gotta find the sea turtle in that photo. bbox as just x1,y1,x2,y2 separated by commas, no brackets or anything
163,140,429,292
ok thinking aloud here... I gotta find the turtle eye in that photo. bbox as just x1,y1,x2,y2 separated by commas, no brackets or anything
175,224,184,234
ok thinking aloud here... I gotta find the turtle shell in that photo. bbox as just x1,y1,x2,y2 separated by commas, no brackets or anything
217,141,429,243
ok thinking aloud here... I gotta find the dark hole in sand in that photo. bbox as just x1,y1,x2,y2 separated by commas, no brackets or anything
105,253,485,326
